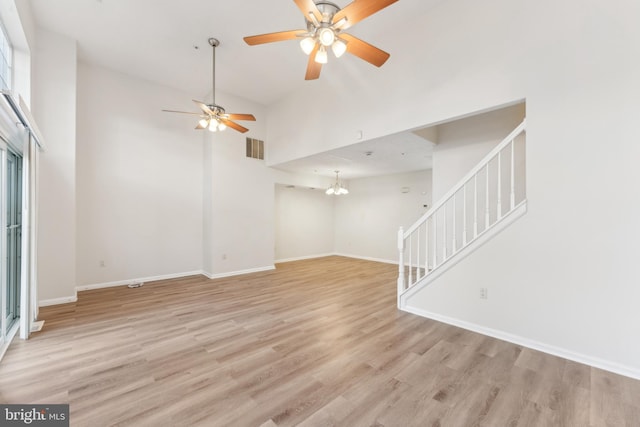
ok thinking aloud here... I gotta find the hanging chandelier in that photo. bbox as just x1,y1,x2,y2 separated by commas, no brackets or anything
326,170,349,195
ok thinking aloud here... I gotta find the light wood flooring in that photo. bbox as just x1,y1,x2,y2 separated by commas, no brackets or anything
1,256,639,426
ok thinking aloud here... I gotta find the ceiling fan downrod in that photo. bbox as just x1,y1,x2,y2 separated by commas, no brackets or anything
208,37,219,107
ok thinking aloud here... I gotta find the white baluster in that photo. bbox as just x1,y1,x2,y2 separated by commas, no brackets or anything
510,139,516,209
497,151,502,220
416,226,421,280
473,175,478,238
425,217,429,273
485,164,490,229
452,195,457,253
432,213,437,269
463,184,468,246
408,234,413,287
442,204,447,260
397,227,405,307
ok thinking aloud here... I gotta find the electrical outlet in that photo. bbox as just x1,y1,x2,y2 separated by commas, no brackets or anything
99,260,105,267
480,288,488,299
222,254,227,260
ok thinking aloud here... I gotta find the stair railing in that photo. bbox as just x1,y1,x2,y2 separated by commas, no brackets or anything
398,119,526,305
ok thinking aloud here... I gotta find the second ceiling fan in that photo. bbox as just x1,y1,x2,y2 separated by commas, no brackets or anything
163,38,255,133
244,0,398,80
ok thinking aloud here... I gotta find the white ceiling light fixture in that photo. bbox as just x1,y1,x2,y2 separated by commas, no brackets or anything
300,36,316,55
318,27,336,46
331,38,347,58
298,2,345,66
326,170,349,195
315,45,328,64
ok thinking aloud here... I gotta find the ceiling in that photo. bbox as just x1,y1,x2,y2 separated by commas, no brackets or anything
273,129,434,180
28,0,444,179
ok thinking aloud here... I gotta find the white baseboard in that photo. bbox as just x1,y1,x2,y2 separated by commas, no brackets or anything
39,265,276,307
76,270,205,292
402,304,640,381
39,295,78,307
275,253,398,266
275,253,335,263
40,270,206,307
203,265,275,279
333,253,398,265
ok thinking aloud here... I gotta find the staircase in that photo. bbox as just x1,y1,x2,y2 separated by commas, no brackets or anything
397,120,527,307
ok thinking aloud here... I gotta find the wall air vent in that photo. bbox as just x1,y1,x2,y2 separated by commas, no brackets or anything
246,137,264,160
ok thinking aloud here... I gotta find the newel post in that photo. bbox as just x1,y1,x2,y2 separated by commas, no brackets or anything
397,226,405,308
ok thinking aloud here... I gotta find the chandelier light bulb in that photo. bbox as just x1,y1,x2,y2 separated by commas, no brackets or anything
199,118,209,128
332,39,347,58
300,37,316,55
218,122,227,131
208,119,218,132
318,28,335,47
315,46,328,64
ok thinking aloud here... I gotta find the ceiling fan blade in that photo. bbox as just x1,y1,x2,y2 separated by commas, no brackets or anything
293,0,323,23
225,113,256,121
219,118,249,133
244,30,304,46
332,0,399,30
162,109,204,116
340,33,390,67
193,100,214,115
305,44,322,80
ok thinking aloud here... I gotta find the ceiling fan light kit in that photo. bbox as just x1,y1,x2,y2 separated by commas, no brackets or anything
162,38,256,133
244,0,399,80
300,2,348,63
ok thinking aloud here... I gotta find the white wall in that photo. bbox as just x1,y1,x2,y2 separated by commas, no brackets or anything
202,91,273,276
76,63,203,287
274,185,334,262
32,29,77,302
273,170,433,264
266,0,640,376
201,91,336,277
334,170,432,263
